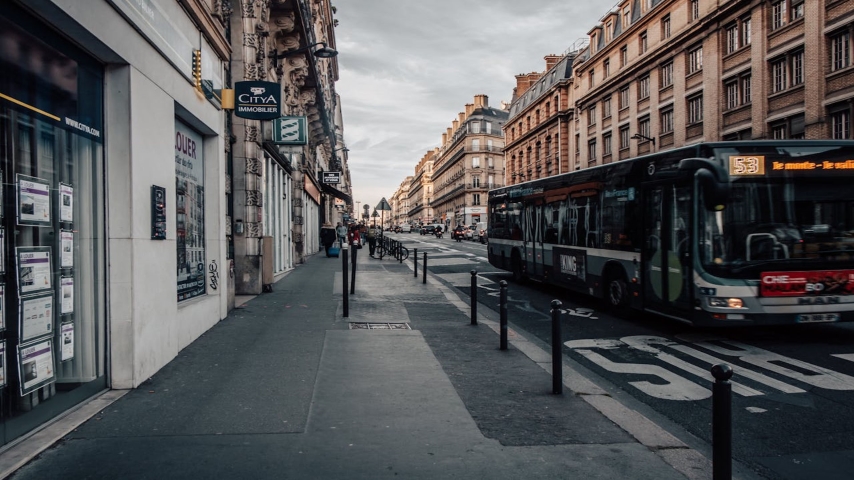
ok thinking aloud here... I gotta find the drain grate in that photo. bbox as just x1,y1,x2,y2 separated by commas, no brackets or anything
349,322,411,330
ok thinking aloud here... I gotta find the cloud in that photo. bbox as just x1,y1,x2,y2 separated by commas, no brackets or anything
334,0,603,210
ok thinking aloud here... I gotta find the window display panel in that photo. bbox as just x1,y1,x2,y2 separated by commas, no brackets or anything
176,120,206,301
0,5,106,445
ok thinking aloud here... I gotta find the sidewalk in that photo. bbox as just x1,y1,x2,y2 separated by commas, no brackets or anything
4,246,706,479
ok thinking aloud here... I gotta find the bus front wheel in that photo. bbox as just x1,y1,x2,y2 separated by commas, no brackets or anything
606,274,629,310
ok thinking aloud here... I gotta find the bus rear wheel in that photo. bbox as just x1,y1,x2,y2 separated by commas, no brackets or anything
606,275,629,310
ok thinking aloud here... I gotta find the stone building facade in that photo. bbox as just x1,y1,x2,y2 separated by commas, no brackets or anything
407,153,435,227
429,95,508,228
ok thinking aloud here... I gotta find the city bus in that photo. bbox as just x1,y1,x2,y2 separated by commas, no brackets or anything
487,141,854,326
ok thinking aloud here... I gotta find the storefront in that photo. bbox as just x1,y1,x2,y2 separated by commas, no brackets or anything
0,1,229,447
0,4,106,445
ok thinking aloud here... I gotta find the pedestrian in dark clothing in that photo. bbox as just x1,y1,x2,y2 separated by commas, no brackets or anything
320,223,337,257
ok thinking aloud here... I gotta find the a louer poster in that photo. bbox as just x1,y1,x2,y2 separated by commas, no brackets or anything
175,120,206,301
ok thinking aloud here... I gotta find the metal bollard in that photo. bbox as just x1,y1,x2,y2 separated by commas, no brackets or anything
422,252,427,284
712,364,733,480
499,281,508,350
550,300,563,395
350,245,357,295
470,270,478,325
342,246,349,317
414,248,418,277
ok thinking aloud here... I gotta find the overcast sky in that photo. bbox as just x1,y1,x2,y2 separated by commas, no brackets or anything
333,0,604,217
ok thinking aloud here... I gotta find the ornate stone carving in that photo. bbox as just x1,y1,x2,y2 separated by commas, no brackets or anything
225,174,232,194
241,0,256,18
273,13,296,34
246,157,262,175
243,32,258,48
246,125,259,143
246,222,262,238
244,62,260,80
255,21,269,37
246,190,262,206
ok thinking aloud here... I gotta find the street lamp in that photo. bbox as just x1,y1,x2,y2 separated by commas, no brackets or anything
631,133,656,147
269,42,338,75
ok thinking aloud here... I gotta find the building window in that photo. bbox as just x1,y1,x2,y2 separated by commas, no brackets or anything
688,94,704,124
690,0,699,21
470,122,481,134
619,125,631,150
742,74,752,104
619,86,630,109
488,175,495,187
771,114,805,139
771,0,786,30
662,15,671,39
791,0,804,20
791,50,804,85
623,6,631,28
472,157,480,168
487,157,494,168
638,75,650,100
603,97,612,118
638,116,651,139
771,58,787,93
688,46,703,74
725,72,752,110
606,20,613,42
726,23,739,54
725,81,739,110
620,46,628,67
485,122,492,134
742,17,752,45
603,132,612,156
660,108,674,133
639,31,648,54
487,139,493,151
603,59,610,77
831,109,851,139
473,194,481,206
588,105,596,126
831,30,851,72
589,69,595,88
660,61,673,88
472,177,481,188
472,139,480,151
588,139,597,161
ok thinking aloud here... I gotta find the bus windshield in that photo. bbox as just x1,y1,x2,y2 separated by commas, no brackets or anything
700,176,854,276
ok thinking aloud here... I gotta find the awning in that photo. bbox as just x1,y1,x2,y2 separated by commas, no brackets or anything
321,182,352,204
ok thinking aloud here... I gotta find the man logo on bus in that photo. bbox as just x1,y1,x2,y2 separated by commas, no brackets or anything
647,163,655,176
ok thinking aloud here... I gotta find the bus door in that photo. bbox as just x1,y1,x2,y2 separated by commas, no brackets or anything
643,183,694,316
524,199,544,277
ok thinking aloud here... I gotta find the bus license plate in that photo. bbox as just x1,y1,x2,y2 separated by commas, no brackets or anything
797,313,839,323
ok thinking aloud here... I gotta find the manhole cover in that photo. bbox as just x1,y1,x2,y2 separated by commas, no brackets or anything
349,323,411,330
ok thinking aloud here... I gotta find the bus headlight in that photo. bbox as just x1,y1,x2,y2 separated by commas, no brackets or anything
709,297,744,308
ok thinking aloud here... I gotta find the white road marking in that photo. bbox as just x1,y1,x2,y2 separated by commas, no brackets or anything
746,407,767,413
832,353,854,362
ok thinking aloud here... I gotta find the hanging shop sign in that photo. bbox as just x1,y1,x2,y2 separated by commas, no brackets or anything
273,116,307,145
234,81,281,120
322,171,341,184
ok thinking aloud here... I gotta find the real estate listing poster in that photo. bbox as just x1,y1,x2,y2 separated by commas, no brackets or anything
17,247,52,295
60,277,73,314
17,174,51,226
60,230,73,268
19,293,53,343
18,338,55,396
60,322,74,362
59,183,73,223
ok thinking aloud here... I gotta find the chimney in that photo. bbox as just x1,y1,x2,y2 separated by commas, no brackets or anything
515,74,531,95
442,133,447,144
446,127,452,140
474,94,488,109
544,54,562,71
452,119,459,131
465,103,474,117
458,112,466,124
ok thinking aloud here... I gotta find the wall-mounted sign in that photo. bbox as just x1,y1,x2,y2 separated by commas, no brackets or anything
322,171,341,184
273,116,307,145
234,81,281,120
151,185,166,240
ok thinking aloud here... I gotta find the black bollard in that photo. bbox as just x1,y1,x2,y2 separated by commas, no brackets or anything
414,248,418,277
499,281,508,350
422,252,427,284
470,270,478,325
342,246,349,318
550,300,563,395
350,245,357,295
712,364,733,480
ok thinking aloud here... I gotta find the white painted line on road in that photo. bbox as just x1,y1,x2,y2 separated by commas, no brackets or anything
832,353,854,362
746,407,767,413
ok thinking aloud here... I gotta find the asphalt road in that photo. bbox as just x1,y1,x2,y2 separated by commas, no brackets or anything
388,231,854,480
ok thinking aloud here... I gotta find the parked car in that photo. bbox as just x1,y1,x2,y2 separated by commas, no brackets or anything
420,225,436,235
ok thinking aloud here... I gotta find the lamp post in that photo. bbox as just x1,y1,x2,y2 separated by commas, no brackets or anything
631,133,656,149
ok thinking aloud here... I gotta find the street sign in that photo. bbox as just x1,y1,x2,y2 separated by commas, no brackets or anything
322,171,341,184
273,116,307,144
234,81,280,120
376,197,392,211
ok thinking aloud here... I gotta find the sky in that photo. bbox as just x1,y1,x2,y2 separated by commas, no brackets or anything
333,0,606,217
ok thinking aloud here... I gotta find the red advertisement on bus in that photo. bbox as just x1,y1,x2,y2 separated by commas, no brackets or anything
760,270,854,297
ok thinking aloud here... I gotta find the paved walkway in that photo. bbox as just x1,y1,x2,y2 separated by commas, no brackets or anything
3,245,710,479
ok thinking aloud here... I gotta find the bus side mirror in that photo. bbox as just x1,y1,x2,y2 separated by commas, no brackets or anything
679,158,730,211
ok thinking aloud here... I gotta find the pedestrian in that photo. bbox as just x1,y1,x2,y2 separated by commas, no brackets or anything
366,223,378,256
336,222,347,245
348,223,362,248
320,223,337,257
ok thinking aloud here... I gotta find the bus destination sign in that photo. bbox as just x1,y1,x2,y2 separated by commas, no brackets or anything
730,155,854,176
